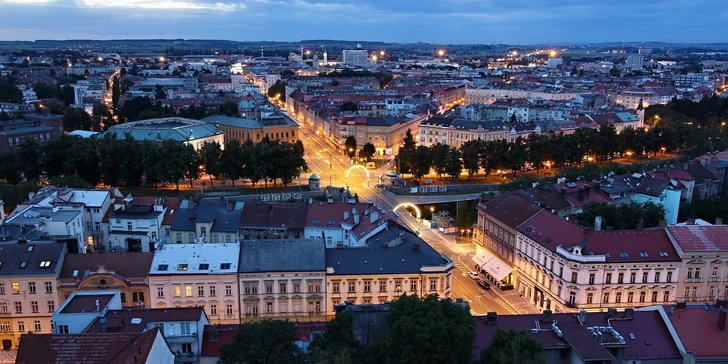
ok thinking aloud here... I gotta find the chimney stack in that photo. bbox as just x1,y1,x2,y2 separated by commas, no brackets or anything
659,220,666,229
717,218,724,225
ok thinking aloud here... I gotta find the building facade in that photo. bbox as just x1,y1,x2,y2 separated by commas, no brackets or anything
418,116,508,148
667,225,728,303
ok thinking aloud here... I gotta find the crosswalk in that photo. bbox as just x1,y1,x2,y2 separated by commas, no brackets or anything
493,298,520,315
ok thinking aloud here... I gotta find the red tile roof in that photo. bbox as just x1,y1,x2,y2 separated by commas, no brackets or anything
84,307,206,333
61,293,115,314
479,192,543,229
16,328,161,364
665,304,728,359
307,201,389,240
667,225,728,251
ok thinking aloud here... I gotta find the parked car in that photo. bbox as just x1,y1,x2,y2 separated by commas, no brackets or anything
477,280,491,290
467,271,479,280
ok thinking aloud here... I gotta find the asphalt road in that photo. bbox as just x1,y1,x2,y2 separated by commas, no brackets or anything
296,121,540,316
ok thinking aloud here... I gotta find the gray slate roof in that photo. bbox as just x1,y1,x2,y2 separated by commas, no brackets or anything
0,242,66,276
326,225,451,275
239,239,325,273
202,115,262,129
171,200,242,233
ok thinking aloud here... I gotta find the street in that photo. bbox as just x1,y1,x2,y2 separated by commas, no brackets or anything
295,117,540,316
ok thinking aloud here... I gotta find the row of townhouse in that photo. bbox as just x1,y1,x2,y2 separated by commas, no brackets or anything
0,219,452,351
472,191,728,314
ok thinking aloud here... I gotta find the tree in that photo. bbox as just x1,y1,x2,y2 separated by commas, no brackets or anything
63,107,92,131
120,96,154,121
609,66,621,77
49,175,92,189
455,200,472,229
480,329,545,364
218,101,239,117
309,311,363,364
157,139,187,190
91,102,112,131
200,142,223,187
509,113,518,123
280,69,295,78
221,139,245,186
58,84,75,106
17,138,43,181
154,84,166,99
218,320,303,364
371,294,475,364
444,147,463,180
33,82,56,99
267,80,287,102
345,136,357,157
430,143,450,179
462,140,481,180
339,102,359,112
360,143,376,161
182,144,201,188
396,129,417,175
0,82,23,103
0,111,9,121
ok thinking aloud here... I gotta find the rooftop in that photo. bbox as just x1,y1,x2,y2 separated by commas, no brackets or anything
0,242,65,276
665,303,728,359
170,199,243,233
84,307,206,334
15,328,161,364
479,192,544,229
667,225,728,252
200,322,326,358
5,206,82,225
326,224,451,275
96,117,223,142
149,243,240,275
61,293,115,314
239,202,308,230
59,252,154,280
239,239,325,273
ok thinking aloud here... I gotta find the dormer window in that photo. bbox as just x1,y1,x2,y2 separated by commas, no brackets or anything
220,263,231,270
39,261,51,268
157,264,168,271
19,261,27,269
177,264,188,271
26,246,34,252
199,264,209,270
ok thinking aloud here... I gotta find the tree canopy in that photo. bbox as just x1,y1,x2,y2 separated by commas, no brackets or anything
480,329,545,364
218,320,303,364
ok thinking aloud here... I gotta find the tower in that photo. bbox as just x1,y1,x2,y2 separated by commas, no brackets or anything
636,99,645,127
323,50,328,66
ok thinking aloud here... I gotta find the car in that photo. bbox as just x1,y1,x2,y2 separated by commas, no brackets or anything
478,280,491,290
467,271,479,280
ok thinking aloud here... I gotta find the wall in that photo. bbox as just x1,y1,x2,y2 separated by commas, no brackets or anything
149,274,239,324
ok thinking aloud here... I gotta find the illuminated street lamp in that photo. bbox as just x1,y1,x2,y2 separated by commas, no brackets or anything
511,50,519,57
661,147,666,154
437,49,446,57
722,121,726,134
626,151,633,159
587,156,594,163
379,50,386,57
371,55,378,61
549,50,557,57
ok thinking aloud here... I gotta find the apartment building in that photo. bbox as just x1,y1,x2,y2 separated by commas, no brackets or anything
418,116,508,148
148,243,240,324
3,206,85,254
331,112,429,156
667,225,728,303
0,242,67,350
324,223,453,315
238,239,326,322
57,252,153,308
0,113,64,153
169,199,243,245
515,210,681,313
304,201,390,248
104,196,179,253
466,87,582,105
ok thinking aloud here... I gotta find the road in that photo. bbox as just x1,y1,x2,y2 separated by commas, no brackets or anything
294,116,539,316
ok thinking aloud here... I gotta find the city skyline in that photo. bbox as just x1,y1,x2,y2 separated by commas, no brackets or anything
1,0,727,44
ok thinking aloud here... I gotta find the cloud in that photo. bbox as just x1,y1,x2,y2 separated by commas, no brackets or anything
80,0,242,11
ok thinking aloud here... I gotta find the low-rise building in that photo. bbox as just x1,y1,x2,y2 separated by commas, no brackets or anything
106,196,169,253
57,252,153,307
418,116,508,148
0,113,63,153
148,243,240,324
666,225,728,303
324,222,453,315
169,199,243,245
202,113,299,145
3,206,85,253
238,239,326,321
305,201,390,248
0,242,67,350
515,211,681,313
661,300,728,364
96,117,224,151
238,202,307,240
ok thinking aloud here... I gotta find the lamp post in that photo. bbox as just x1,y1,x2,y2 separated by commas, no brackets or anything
722,122,726,134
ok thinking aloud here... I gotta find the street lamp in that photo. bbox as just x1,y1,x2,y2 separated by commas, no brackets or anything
430,206,435,213
661,147,666,154
722,121,726,134
437,49,446,57
626,151,633,159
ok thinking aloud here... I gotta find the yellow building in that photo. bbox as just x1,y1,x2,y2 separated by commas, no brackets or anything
202,113,299,145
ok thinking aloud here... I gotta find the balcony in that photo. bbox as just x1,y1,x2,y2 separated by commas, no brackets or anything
174,353,197,363
710,277,722,282
165,333,197,343
685,278,703,283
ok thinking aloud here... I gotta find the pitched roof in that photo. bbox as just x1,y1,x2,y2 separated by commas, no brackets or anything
84,307,206,333
149,243,240,275
239,202,308,230
171,199,242,233
0,242,66,276
479,192,543,229
239,239,325,273
667,225,728,252
59,252,154,279
665,303,728,359
16,328,162,364
326,224,450,275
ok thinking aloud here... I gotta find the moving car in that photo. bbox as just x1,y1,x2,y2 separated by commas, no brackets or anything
477,280,491,290
467,271,479,280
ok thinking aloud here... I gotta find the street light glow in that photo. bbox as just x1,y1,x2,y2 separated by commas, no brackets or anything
437,49,445,57
371,55,378,61
549,50,557,57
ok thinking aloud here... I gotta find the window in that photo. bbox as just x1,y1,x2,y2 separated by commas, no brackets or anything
11,282,19,294
639,291,646,303
684,287,690,299
133,292,144,302
616,292,622,303
654,272,660,283
293,283,300,293
198,264,209,270
244,285,257,295
266,283,273,294
588,274,595,285
667,272,673,283
182,343,192,354
364,282,371,293
603,292,610,303
687,268,693,279
210,286,216,296
34,320,41,332
200,226,207,236
57,325,68,334
630,272,636,284
569,291,576,305
713,267,719,277
0,283,4,295
127,222,132,231
605,273,612,284
627,292,634,303
618,273,624,284
17,321,24,332
31,301,38,313
410,281,417,292
226,303,233,316
180,322,191,335
652,291,658,302
571,272,578,283
380,281,387,292
266,302,273,313
348,281,356,293
430,279,437,291
692,287,698,298
157,287,164,298
174,286,181,297
185,286,192,297
210,304,217,316
225,285,232,296
280,282,287,293
0,302,6,314
333,282,340,294
165,228,170,236
157,264,168,271
121,292,126,303
47,301,55,312
198,286,204,296
642,272,648,283
177,264,188,271
395,281,402,292
695,268,701,279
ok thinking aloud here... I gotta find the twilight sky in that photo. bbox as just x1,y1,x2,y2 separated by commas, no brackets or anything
0,0,726,44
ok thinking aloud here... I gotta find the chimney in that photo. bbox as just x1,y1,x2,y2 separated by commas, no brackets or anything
187,200,195,210
676,300,687,309
719,308,727,332
542,309,553,323
353,213,360,225
594,216,603,231
413,243,420,250
100,317,107,333
659,220,666,229
370,211,379,224
636,219,644,230
344,211,350,220
209,325,219,341
687,218,696,225
717,218,724,225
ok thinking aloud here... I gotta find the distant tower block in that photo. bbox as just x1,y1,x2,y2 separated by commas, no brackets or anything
323,50,328,65
309,173,321,191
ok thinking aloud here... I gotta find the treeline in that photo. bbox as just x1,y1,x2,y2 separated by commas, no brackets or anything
0,135,307,190
396,123,692,180
217,295,544,364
